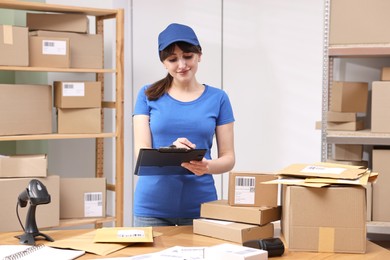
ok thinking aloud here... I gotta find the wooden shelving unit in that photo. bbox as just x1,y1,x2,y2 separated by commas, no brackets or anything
0,0,124,227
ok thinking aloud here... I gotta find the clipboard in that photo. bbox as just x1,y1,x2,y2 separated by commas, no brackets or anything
134,148,207,176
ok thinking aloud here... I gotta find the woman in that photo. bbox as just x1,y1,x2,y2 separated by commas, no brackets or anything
133,23,235,226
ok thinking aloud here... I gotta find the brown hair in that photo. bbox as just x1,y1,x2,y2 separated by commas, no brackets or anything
145,41,202,100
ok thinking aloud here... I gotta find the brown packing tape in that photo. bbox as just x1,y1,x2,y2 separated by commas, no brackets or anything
318,227,335,252
3,25,13,45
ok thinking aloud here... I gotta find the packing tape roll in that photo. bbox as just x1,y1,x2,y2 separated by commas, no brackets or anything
3,25,13,45
318,227,335,252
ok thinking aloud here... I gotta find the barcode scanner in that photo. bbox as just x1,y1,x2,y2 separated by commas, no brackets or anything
243,237,285,257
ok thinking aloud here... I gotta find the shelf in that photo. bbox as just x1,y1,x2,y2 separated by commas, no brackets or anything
367,221,390,234
57,216,116,228
0,0,117,17
329,44,390,57
326,129,390,145
0,66,115,73
0,133,116,141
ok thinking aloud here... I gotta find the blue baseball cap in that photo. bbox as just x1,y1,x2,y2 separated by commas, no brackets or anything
158,23,201,51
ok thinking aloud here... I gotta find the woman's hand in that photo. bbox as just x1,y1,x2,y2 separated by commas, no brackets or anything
181,158,210,176
172,137,196,150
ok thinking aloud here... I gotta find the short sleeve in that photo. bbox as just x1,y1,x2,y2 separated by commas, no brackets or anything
133,85,150,116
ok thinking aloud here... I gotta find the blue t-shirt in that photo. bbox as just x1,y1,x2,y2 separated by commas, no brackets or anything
133,84,235,218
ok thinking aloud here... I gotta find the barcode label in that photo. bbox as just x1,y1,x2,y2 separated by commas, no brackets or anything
84,192,103,217
117,230,145,238
42,40,67,55
62,82,85,96
235,177,255,187
234,176,255,205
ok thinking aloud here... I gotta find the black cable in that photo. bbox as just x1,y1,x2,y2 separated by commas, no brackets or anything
16,201,25,232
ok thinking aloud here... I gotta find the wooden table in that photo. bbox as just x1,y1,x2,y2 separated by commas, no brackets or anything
1,226,389,259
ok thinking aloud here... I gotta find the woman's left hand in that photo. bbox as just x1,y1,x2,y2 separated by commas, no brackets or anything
181,158,209,176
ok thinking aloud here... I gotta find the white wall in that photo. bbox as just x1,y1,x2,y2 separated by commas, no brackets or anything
43,0,324,227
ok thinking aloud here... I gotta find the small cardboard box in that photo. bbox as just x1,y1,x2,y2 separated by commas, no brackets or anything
228,172,278,207
27,13,89,34
332,144,363,162
0,154,47,178
0,25,28,66
329,0,390,45
282,185,366,253
0,84,52,136
60,177,106,218
30,30,103,69
205,243,268,260
54,81,102,108
29,36,70,68
57,108,101,134
330,81,368,113
327,111,357,122
373,148,390,221
193,218,274,243
0,175,59,232
381,67,390,81
327,120,364,131
372,81,390,133
200,200,281,225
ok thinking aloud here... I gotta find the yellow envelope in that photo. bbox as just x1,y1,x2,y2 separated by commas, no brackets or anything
93,227,154,243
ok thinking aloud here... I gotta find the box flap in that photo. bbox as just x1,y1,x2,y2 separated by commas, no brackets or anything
276,162,367,180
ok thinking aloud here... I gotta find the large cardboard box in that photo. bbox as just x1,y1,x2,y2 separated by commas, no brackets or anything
30,30,103,69
0,154,47,178
330,0,390,45
0,175,60,232
201,200,281,225
54,81,102,108
57,108,101,134
282,185,366,253
27,13,89,34
60,178,106,219
0,84,52,136
372,148,390,221
228,172,278,207
330,81,368,113
0,25,28,66
332,144,363,162
193,218,274,243
29,36,70,68
371,81,390,133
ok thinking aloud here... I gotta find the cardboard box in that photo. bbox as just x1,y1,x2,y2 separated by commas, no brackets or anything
0,175,59,232
205,243,268,260
327,111,357,122
60,178,106,218
282,185,366,253
29,36,70,68
373,149,390,221
372,81,390,133
327,120,364,131
27,13,89,34
54,81,102,108
332,144,363,162
330,82,368,113
0,154,47,178
193,218,274,243
200,200,281,225
381,67,390,81
228,172,278,207
330,0,390,45
0,84,52,135
30,30,103,69
0,25,28,66
57,108,101,134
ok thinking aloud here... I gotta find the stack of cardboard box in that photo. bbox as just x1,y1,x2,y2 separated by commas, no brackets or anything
327,81,368,131
271,162,377,253
193,172,281,244
54,81,102,134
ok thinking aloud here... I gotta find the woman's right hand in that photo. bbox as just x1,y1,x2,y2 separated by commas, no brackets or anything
172,137,196,150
